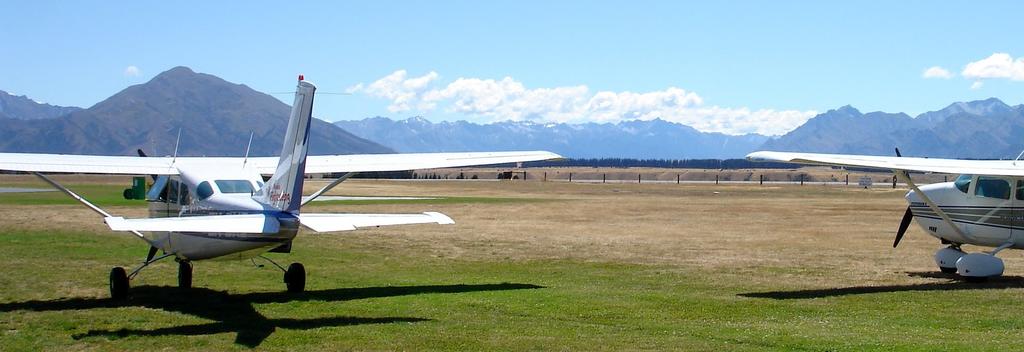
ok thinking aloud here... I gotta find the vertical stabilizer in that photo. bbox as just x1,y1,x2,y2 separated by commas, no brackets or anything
255,77,316,213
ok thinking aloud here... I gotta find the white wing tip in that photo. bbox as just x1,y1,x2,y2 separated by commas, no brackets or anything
424,212,455,225
746,151,782,162
104,216,128,231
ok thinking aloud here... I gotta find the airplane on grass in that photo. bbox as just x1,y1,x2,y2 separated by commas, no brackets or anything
748,150,1024,281
0,76,560,299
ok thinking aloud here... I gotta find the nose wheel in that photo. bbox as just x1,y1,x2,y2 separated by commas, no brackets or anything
284,263,305,293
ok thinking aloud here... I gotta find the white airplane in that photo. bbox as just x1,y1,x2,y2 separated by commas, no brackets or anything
0,76,561,299
747,150,1024,281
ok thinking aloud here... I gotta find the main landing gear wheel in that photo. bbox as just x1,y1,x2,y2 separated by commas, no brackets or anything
284,263,305,293
110,267,129,300
178,261,193,289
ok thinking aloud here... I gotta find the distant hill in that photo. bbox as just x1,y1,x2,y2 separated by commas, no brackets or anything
335,117,769,159
762,98,1024,158
0,90,81,120
0,67,392,156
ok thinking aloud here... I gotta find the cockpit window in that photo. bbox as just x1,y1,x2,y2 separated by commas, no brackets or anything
196,181,214,200
215,180,255,194
954,174,972,194
975,176,1010,200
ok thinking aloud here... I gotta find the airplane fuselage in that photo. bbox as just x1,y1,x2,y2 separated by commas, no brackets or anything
909,174,1024,249
145,166,294,261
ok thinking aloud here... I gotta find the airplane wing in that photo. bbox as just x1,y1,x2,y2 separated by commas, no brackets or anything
297,151,561,174
0,151,561,176
104,214,281,234
747,151,1024,177
298,212,454,232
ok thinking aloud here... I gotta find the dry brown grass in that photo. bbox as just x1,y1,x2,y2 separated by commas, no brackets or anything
303,179,1012,288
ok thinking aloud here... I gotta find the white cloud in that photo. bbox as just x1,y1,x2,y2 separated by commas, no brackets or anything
970,81,983,90
962,53,1024,81
123,65,141,77
353,70,817,136
349,70,439,112
922,66,953,79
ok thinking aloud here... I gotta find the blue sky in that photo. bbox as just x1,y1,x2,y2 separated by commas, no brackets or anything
2,1,1022,135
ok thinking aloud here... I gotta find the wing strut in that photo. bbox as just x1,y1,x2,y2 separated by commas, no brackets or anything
300,172,357,206
894,169,971,241
32,172,155,245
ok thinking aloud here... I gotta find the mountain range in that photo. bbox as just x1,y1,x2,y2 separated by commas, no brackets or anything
0,90,81,120
762,98,1024,158
335,117,769,159
336,97,1024,159
0,67,391,156
5,66,1024,159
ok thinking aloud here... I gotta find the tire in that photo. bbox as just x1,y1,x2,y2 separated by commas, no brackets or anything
284,263,305,293
178,261,193,289
940,267,957,274
109,267,129,300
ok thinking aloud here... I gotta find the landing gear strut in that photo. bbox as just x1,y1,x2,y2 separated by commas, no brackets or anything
108,249,175,299
257,255,306,293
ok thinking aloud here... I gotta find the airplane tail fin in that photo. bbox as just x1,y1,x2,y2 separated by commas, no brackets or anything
255,76,316,213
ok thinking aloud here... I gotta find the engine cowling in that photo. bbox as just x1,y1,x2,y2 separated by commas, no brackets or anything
956,253,1004,278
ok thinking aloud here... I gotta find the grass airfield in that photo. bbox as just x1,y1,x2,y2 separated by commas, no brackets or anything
1,175,1023,350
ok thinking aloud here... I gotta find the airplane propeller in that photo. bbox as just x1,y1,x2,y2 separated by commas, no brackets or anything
136,149,158,181
892,146,911,248
894,206,913,248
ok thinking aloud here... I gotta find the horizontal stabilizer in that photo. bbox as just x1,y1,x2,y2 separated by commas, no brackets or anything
105,214,281,234
298,212,454,233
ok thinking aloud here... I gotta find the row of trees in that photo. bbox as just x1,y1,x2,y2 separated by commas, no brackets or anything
525,158,800,169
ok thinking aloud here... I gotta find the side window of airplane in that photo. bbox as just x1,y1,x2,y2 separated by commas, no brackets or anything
167,179,180,204
196,181,215,201
975,176,1010,200
180,186,191,205
1016,180,1024,200
954,174,972,193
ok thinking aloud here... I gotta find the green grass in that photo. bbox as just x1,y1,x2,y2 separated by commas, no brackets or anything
0,184,145,207
2,228,1024,351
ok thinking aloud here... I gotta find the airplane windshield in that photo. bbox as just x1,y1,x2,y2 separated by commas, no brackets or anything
215,180,255,194
954,174,972,193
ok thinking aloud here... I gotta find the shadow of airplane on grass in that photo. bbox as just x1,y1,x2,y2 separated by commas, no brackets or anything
738,272,1024,300
0,283,543,347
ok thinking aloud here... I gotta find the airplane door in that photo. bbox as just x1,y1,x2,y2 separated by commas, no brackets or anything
970,176,1013,245
1012,180,1024,245
146,175,171,218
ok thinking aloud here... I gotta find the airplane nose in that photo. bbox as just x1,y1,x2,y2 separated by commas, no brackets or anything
904,190,917,203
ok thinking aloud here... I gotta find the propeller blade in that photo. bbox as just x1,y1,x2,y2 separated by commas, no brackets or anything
146,246,158,262
136,149,158,181
894,206,913,248
894,147,902,157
